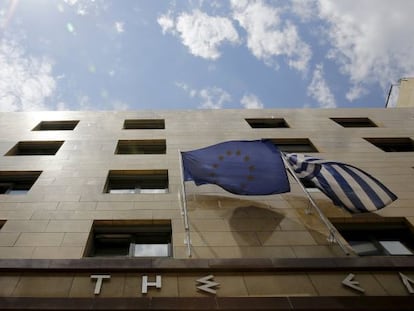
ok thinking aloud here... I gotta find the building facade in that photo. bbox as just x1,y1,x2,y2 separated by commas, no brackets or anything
0,108,413,310
387,77,414,108
395,78,414,107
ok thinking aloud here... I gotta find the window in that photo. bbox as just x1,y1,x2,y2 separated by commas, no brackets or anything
32,120,79,131
364,137,414,152
0,171,42,195
0,220,5,229
246,118,289,128
331,117,377,127
334,219,414,256
115,140,166,154
85,220,172,257
267,138,318,153
123,119,165,129
5,141,64,156
105,170,169,194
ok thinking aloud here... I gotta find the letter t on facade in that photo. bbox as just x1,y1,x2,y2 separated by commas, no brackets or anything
90,275,111,295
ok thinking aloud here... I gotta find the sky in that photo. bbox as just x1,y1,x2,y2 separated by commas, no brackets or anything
0,0,414,111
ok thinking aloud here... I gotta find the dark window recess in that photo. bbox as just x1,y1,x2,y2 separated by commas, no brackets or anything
115,140,166,154
0,171,41,195
268,138,318,153
85,220,172,257
123,119,165,129
105,170,169,194
246,118,289,128
364,137,414,152
0,220,5,229
33,120,79,131
5,141,64,156
334,219,414,256
331,117,377,128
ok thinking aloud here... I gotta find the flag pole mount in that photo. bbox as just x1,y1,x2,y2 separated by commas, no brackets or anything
306,201,313,215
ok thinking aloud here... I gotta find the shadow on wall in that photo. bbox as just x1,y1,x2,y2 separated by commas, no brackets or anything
228,205,284,247
187,195,285,257
187,194,343,258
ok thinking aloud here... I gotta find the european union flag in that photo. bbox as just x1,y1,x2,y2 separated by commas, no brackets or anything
286,153,398,213
181,140,290,195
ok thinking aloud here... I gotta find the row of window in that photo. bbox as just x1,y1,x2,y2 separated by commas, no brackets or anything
2,218,412,257
0,170,169,195
16,117,395,132
86,219,414,257
4,140,168,156
28,119,165,131
246,117,378,128
3,136,414,156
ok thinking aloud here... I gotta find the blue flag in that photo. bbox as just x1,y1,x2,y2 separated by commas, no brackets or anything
286,153,397,213
181,140,290,195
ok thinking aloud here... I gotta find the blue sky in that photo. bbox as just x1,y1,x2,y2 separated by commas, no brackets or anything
0,0,413,111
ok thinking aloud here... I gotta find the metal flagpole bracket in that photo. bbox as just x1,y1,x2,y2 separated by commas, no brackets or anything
306,201,313,215
327,230,336,244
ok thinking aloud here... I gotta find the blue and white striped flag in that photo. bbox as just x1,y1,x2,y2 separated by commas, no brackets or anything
286,153,397,213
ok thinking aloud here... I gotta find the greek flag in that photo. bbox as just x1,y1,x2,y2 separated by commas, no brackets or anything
181,140,290,195
286,153,397,213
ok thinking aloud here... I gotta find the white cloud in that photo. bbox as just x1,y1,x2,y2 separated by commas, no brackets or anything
176,82,198,97
0,39,56,111
63,0,78,5
157,12,175,34
316,0,414,99
78,95,92,110
176,82,231,109
85,86,127,110
110,100,129,110
307,64,336,108
158,10,240,60
62,0,104,16
290,0,318,22
57,3,65,13
346,85,368,102
56,102,66,110
72,94,129,111
209,1,223,9
199,87,231,108
231,0,311,72
175,82,192,93
240,93,264,109
114,22,124,33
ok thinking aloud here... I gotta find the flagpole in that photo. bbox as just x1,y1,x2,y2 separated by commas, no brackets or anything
178,150,192,257
281,154,350,255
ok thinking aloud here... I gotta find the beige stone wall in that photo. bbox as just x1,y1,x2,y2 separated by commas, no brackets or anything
396,78,414,107
0,108,413,259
